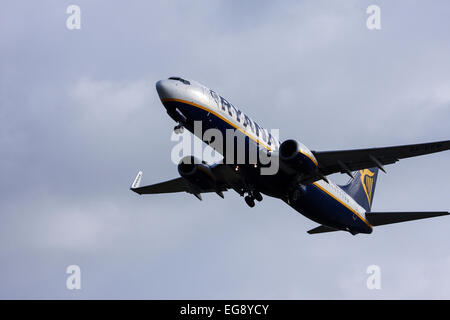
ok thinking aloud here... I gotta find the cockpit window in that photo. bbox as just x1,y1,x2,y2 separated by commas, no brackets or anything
169,77,190,85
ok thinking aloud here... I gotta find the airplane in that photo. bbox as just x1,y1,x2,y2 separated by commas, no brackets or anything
130,76,450,235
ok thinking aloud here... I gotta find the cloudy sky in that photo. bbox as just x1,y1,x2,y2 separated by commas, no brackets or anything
1,0,450,299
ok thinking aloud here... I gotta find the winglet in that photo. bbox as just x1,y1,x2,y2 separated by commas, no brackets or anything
130,171,143,190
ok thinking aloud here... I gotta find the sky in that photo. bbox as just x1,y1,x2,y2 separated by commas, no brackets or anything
1,0,450,299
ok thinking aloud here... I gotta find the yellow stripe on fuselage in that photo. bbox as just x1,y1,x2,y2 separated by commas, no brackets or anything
162,98,319,168
312,181,373,229
162,98,273,151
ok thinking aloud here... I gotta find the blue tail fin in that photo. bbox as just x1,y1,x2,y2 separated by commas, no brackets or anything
340,168,379,212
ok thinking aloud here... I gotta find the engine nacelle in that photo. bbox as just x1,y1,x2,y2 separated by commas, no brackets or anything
279,139,318,175
178,156,216,189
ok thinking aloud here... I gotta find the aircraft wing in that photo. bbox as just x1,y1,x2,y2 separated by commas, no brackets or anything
131,174,190,195
130,164,236,198
311,140,450,177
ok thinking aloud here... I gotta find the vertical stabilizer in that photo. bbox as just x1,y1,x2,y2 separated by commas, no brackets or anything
340,168,379,212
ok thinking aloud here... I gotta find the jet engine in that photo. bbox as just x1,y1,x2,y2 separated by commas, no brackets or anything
279,139,318,175
177,156,216,190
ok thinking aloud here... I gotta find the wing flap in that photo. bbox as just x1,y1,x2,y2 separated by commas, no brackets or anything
366,211,449,226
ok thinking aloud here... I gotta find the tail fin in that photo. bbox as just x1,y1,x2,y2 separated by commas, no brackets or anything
340,168,379,212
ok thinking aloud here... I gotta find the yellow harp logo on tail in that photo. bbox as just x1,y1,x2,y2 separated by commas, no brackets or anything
360,169,375,206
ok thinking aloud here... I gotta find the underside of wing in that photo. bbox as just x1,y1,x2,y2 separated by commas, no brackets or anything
131,177,191,195
312,140,450,177
129,163,236,197
365,211,449,226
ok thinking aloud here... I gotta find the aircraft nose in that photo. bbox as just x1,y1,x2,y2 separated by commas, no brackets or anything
156,77,191,102
155,79,171,100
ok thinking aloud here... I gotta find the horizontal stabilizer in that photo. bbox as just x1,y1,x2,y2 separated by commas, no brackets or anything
366,211,449,226
307,225,339,234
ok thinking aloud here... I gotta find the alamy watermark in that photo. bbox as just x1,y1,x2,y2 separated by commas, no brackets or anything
170,121,280,175
366,5,381,30
66,5,81,30
66,265,81,290
366,264,381,290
